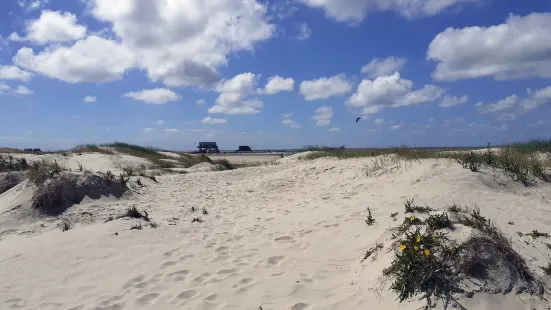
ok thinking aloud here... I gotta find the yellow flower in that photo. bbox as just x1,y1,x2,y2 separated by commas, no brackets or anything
424,249,430,256
400,245,407,251
416,236,421,243
410,216,415,221
414,246,419,251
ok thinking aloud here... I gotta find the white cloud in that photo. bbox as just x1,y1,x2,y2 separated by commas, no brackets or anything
203,117,227,124
83,95,96,103
475,86,551,121
0,83,11,93
312,106,333,127
0,65,32,81
328,127,340,132
89,0,274,87
141,128,155,133
361,56,407,78
374,118,385,125
346,72,444,115
428,13,551,81
299,74,352,101
439,94,468,107
263,75,294,94
10,10,86,45
208,73,263,114
282,119,301,129
196,99,206,105
299,0,478,24
123,88,180,104
18,0,47,11
155,120,165,125
390,124,402,130
14,36,135,83
164,128,180,134
296,22,312,40
270,1,299,20
281,112,292,118
13,85,32,95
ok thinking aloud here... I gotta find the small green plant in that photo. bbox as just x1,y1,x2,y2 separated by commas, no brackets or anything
190,206,196,212
404,198,433,214
362,243,383,261
508,221,515,225
390,212,398,221
150,222,159,229
447,203,465,213
119,207,150,222
130,222,143,230
365,207,375,226
525,230,550,240
541,263,551,276
59,219,73,232
191,217,203,223
458,151,481,172
202,208,208,215
425,213,452,231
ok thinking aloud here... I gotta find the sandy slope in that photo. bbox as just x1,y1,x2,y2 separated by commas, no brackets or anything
1,156,551,310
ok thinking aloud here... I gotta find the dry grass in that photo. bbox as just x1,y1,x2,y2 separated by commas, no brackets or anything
72,144,114,155
0,172,26,194
0,155,29,172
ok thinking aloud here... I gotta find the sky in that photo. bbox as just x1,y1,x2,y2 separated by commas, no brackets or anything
1,0,551,151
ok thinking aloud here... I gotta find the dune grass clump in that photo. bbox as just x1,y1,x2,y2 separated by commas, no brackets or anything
0,172,26,194
130,222,143,230
72,144,114,155
191,217,203,223
213,158,234,170
28,160,64,186
119,207,150,222
383,204,542,308
59,219,73,232
365,207,375,226
0,155,29,172
403,198,433,214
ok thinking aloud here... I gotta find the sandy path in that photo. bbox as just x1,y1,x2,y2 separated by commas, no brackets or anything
1,157,550,310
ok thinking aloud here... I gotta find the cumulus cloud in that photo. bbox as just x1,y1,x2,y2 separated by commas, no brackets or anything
155,120,165,125
281,112,292,118
196,99,206,105
328,127,340,132
14,36,135,83
439,94,468,108
476,86,551,120
10,10,86,45
262,75,295,94
203,117,227,124
87,0,274,87
296,22,312,40
299,0,478,24
141,128,154,133
0,65,32,81
83,95,96,103
282,119,301,129
374,118,385,125
428,13,551,81
312,106,333,126
299,74,352,101
390,124,403,130
13,85,32,95
361,56,407,78
346,72,444,115
208,73,263,114
123,88,180,104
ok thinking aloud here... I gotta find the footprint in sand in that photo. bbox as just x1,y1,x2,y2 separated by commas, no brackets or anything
134,292,160,306
166,270,191,282
174,290,199,300
291,302,311,310
122,275,146,290
267,255,285,266
160,260,178,269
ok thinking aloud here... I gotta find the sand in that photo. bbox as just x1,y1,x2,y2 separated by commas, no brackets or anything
1,153,551,310
208,154,283,164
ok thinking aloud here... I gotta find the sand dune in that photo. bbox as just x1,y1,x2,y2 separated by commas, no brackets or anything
1,152,550,310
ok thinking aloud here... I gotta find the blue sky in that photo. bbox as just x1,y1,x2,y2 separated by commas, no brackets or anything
1,0,551,151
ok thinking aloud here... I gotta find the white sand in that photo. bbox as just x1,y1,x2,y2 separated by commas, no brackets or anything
1,154,550,309
208,154,282,164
